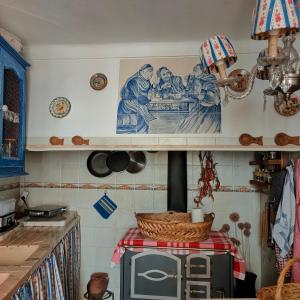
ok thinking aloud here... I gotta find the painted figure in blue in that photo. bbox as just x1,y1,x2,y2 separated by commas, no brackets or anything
116,64,156,133
155,67,186,100
177,62,221,133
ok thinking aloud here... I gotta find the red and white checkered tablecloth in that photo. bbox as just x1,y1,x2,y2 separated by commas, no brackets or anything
111,228,246,280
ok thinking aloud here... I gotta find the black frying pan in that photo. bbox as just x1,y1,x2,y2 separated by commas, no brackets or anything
126,151,146,173
87,151,112,177
106,151,130,172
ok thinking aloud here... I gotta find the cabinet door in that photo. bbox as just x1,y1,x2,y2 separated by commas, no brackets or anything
0,49,26,167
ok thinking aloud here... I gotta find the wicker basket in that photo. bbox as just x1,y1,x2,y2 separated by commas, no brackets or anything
135,211,214,242
257,257,300,300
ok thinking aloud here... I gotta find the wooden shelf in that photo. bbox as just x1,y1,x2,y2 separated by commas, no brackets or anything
249,160,260,165
249,152,285,191
26,144,300,152
263,159,282,165
250,180,271,188
249,159,282,166
249,180,271,193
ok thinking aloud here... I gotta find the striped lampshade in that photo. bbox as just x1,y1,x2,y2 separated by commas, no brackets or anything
252,0,299,40
200,35,237,74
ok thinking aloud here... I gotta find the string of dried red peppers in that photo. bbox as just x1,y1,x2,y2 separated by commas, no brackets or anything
194,151,220,208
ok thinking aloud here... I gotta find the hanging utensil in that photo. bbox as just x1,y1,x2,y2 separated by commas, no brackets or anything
87,151,112,177
106,151,130,172
126,151,146,174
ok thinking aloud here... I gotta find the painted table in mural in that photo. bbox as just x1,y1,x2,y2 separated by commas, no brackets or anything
148,98,195,114
147,98,196,133
112,228,246,280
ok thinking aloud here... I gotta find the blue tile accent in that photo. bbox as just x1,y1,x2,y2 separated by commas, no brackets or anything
116,62,221,134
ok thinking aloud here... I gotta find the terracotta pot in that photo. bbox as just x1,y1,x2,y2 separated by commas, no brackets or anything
85,272,109,299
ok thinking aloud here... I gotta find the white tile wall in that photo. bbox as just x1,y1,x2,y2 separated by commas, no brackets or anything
0,177,20,200
23,150,262,299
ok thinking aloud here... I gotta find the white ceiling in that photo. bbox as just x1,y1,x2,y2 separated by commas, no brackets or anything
0,0,258,45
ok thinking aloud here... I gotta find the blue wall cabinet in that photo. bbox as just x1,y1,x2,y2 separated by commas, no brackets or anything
0,36,30,178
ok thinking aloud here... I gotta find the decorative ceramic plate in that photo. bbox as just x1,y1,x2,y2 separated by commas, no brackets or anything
90,73,108,90
274,94,300,117
49,97,71,118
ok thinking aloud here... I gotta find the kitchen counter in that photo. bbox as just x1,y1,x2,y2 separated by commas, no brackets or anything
0,212,80,300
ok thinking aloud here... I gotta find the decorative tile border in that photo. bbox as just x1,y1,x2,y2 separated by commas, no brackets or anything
23,182,44,188
153,184,168,191
44,182,60,189
79,183,97,189
21,182,259,193
234,186,257,193
115,184,135,190
0,182,20,192
134,184,154,191
61,183,79,189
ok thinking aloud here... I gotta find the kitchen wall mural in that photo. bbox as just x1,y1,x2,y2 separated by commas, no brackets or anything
116,57,221,134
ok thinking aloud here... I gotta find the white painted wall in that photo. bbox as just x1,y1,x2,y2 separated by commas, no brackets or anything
0,177,19,200
24,40,300,146
21,38,295,297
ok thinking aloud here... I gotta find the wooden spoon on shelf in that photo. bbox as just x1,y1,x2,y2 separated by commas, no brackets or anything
49,136,64,145
72,135,89,145
239,133,263,146
274,132,300,146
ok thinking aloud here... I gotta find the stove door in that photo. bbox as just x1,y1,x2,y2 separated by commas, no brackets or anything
186,281,211,300
186,253,211,279
130,250,182,300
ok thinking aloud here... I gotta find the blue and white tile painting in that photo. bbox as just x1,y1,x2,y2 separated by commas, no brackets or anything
116,57,221,134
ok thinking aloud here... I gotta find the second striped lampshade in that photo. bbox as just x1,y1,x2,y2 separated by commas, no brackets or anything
200,35,237,80
252,0,299,56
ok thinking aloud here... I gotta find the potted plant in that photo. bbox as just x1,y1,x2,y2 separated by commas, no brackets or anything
220,213,257,298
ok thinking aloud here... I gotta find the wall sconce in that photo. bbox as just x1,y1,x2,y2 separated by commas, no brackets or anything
200,0,300,112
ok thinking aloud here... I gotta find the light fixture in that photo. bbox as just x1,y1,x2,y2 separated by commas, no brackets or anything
200,0,300,110
201,35,237,81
